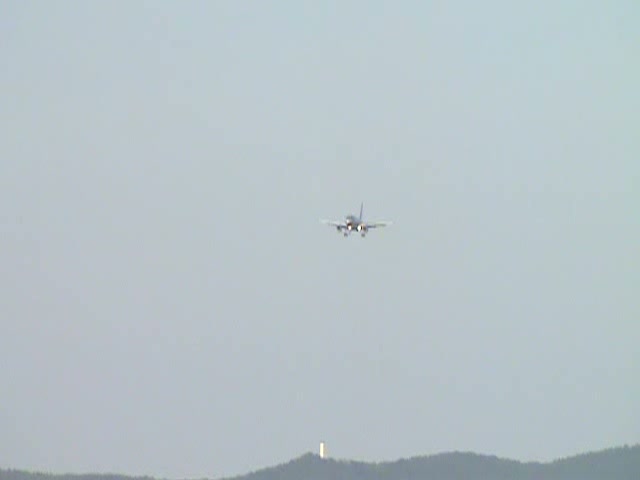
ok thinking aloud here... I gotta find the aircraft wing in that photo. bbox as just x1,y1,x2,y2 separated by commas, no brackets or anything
365,221,392,229
320,219,346,228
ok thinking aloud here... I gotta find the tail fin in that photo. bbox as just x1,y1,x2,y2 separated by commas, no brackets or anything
359,202,364,221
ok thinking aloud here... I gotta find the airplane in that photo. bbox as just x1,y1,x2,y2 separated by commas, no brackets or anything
320,203,392,237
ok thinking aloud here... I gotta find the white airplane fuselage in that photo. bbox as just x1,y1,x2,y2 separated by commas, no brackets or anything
342,214,368,236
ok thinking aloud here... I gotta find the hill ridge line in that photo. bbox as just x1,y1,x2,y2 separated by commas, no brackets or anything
2,444,639,480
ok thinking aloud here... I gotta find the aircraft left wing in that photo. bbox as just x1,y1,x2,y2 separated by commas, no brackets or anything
365,221,392,229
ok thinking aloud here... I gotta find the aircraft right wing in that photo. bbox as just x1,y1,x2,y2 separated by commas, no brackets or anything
320,219,346,228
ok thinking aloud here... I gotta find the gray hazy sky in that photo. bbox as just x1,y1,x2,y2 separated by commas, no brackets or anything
1,1,639,478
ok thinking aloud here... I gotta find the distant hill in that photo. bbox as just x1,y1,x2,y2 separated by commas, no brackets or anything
2,444,639,480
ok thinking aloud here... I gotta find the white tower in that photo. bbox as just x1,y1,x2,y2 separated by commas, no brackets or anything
319,441,326,459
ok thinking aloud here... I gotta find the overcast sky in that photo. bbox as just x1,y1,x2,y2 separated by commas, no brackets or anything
1,1,639,479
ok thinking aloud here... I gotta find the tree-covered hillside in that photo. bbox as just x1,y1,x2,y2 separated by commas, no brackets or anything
2,444,639,480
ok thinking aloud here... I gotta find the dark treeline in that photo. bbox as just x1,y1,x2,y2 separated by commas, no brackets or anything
2,444,639,480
